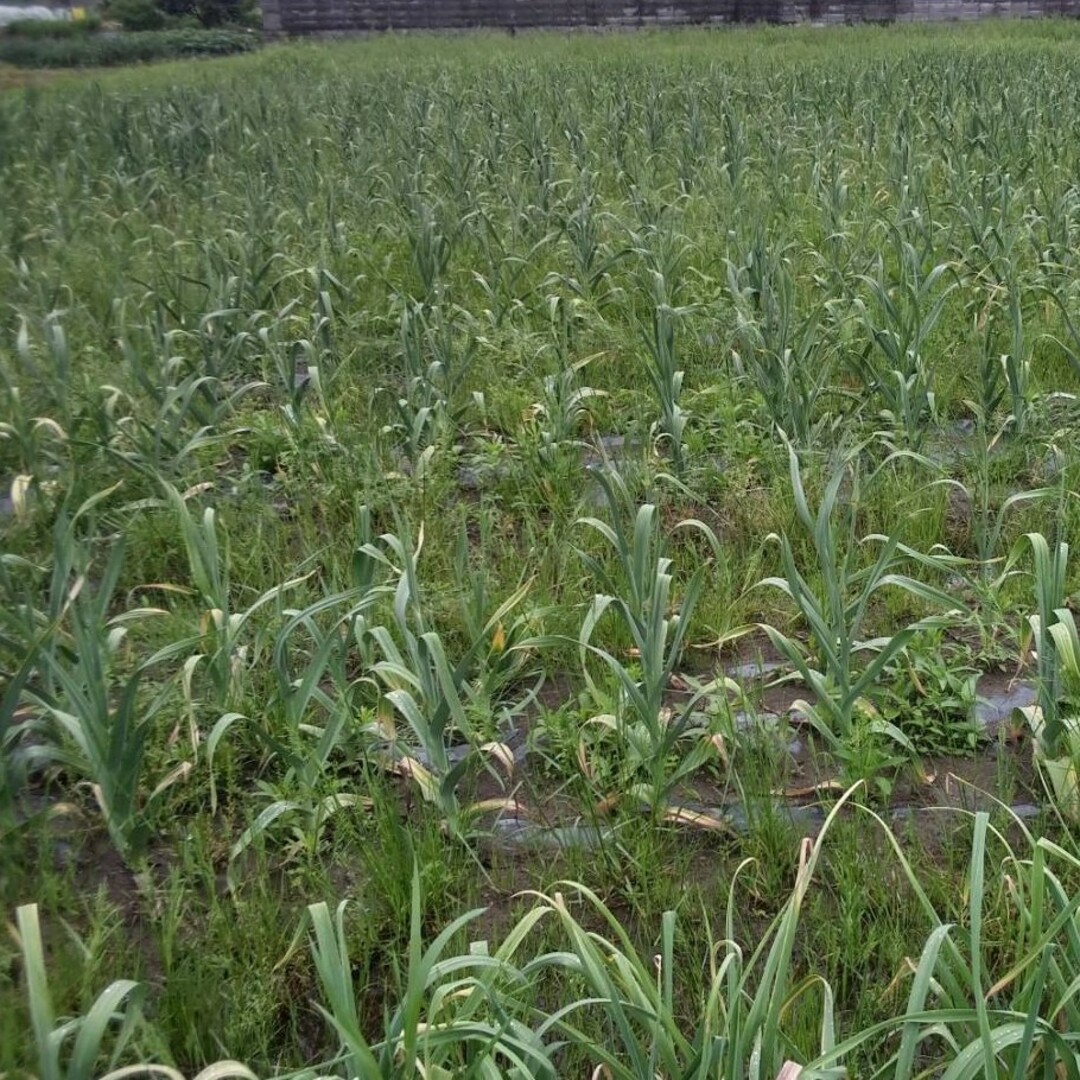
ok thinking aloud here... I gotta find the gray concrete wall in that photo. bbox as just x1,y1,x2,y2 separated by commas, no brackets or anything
267,0,1073,35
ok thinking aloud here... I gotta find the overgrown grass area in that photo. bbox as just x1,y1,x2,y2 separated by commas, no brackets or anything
6,21,1080,1078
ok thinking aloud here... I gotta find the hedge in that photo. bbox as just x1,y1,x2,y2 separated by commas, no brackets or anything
0,28,257,67
3,17,102,37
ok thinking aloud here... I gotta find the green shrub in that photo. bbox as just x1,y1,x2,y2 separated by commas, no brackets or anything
4,16,101,37
165,12,204,27
162,0,260,28
106,0,167,30
0,27,257,67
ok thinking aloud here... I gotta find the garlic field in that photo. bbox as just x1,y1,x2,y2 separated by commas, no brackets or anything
5,22,1080,1077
